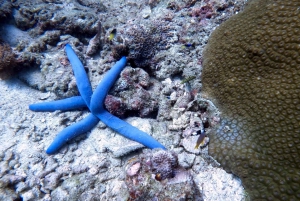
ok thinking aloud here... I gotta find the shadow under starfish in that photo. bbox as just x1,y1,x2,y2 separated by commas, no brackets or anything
29,44,166,154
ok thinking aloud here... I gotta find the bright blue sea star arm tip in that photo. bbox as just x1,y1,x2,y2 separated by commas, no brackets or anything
46,114,99,154
65,44,93,108
98,110,166,150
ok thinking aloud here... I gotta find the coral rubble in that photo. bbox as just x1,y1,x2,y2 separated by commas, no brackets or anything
125,149,202,201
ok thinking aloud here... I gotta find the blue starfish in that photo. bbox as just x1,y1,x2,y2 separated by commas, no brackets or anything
29,44,166,154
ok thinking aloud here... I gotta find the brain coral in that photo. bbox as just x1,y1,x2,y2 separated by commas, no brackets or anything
202,0,300,200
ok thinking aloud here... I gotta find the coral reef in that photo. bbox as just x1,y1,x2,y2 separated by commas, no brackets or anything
151,149,178,180
125,149,202,201
38,42,79,98
0,42,17,79
12,0,104,35
108,66,160,117
76,0,107,9
120,19,175,68
0,150,24,200
157,77,215,154
86,21,103,56
30,44,165,154
0,0,12,20
112,44,129,60
0,0,249,200
202,0,300,200
0,142,126,201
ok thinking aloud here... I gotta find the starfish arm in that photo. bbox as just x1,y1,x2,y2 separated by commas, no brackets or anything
46,113,99,154
90,56,127,114
65,44,93,108
29,96,86,112
97,110,166,150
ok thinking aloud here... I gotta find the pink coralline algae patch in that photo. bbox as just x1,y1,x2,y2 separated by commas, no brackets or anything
126,162,141,177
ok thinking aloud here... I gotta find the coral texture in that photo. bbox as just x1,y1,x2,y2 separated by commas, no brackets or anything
202,0,300,200
122,19,174,67
151,150,178,180
0,0,12,20
12,0,103,35
125,150,201,200
0,42,16,79
108,66,160,118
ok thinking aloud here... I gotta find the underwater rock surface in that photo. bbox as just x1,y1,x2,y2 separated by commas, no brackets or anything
202,0,300,200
